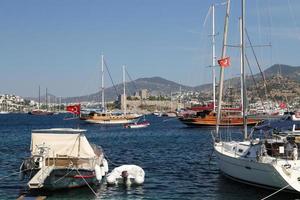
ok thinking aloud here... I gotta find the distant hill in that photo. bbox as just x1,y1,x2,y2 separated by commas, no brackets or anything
26,64,300,103
262,64,300,81
62,76,195,103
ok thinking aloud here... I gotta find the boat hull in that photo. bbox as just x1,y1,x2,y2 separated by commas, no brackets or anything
214,144,293,191
28,110,54,115
124,122,150,129
33,168,98,190
179,117,259,127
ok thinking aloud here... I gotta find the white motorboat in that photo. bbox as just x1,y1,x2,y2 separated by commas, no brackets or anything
20,128,109,190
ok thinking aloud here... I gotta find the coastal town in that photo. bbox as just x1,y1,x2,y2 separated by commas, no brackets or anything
3,1,300,199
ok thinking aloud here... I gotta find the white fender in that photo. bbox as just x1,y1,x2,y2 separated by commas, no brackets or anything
95,164,102,181
103,159,109,173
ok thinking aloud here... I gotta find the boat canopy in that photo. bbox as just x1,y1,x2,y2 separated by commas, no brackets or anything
30,129,96,158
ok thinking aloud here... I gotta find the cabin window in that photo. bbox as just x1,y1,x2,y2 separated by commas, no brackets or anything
238,149,243,153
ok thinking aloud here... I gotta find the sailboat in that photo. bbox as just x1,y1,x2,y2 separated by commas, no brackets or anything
178,3,260,127
80,56,140,124
28,87,54,115
214,0,300,193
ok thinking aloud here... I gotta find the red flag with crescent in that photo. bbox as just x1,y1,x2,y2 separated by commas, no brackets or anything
66,104,81,115
218,57,230,67
279,102,286,109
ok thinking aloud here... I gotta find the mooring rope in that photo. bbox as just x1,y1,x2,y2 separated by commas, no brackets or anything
53,168,75,184
0,169,31,180
75,168,98,198
104,154,119,167
260,184,290,200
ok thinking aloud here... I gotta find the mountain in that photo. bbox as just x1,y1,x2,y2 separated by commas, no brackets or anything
26,64,300,103
194,64,300,92
62,76,195,103
262,64,300,81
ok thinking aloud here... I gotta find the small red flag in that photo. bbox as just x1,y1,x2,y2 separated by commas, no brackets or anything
279,102,286,109
218,57,230,67
66,104,81,115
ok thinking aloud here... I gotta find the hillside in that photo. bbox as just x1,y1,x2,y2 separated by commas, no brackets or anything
27,64,300,103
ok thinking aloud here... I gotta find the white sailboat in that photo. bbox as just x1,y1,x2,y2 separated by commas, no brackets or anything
214,0,300,193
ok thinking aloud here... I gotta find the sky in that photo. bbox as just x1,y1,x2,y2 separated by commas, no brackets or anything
0,0,300,97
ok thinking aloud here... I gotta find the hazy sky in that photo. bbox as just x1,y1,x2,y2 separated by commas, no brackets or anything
0,0,300,97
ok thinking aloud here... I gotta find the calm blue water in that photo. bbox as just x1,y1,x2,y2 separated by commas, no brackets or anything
0,114,299,199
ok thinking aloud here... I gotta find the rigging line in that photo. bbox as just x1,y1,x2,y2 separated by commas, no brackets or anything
245,54,267,113
203,5,212,27
124,68,137,96
75,168,98,197
245,28,275,107
103,59,120,97
125,68,138,92
245,28,266,85
287,0,299,33
260,184,290,200
124,68,148,107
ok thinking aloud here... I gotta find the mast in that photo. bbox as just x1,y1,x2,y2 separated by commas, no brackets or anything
216,0,231,136
59,97,61,112
123,65,127,115
46,88,48,111
241,0,247,140
101,54,105,112
239,17,243,115
38,85,40,109
211,4,216,112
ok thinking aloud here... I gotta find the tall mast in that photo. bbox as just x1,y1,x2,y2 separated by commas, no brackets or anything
239,17,243,115
211,4,216,112
241,0,247,140
216,0,231,136
46,88,48,111
101,54,105,111
123,65,127,115
38,85,40,109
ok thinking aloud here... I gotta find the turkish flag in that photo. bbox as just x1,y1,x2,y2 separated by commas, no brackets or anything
279,102,286,109
218,57,230,67
66,104,81,115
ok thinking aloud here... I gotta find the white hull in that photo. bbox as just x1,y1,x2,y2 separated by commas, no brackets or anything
214,142,300,192
85,118,136,124
126,124,149,129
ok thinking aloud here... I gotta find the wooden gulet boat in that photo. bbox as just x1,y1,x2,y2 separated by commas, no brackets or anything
20,128,108,190
80,56,141,124
179,109,260,127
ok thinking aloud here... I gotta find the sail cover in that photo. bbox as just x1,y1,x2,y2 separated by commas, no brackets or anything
30,133,95,158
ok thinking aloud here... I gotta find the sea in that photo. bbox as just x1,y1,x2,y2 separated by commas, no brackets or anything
0,113,299,200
